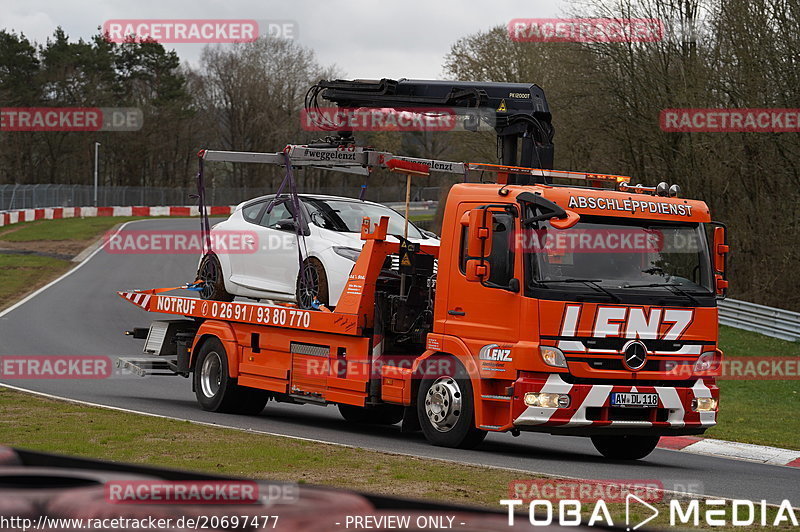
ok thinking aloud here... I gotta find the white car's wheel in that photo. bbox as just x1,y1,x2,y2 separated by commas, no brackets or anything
197,253,234,302
296,258,329,308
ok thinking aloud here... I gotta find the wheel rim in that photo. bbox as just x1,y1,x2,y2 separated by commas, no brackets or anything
424,376,462,432
198,257,219,300
297,264,319,308
200,351,223,398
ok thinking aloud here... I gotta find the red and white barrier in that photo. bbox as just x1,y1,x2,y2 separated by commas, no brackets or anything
0,205,235,228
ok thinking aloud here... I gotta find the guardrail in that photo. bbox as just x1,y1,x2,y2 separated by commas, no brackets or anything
719,298,800,342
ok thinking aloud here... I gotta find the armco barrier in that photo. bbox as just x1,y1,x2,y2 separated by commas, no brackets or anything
718,298,800,342
0,205,235,229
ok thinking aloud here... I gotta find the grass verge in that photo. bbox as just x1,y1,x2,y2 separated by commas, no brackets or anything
0,254,72,310
2,387,795,531
0,216,147,242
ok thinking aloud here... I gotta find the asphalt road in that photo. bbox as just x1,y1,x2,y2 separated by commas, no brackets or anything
1,218,798,506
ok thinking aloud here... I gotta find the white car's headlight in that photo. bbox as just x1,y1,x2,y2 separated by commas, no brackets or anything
333,246,361,262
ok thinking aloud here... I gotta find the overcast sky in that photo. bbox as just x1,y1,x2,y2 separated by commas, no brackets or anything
4,0,569,79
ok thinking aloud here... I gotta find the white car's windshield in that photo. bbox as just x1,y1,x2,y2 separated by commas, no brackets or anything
303,198,424,239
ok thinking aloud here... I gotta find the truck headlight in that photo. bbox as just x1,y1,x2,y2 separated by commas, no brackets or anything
540,346,567,368
524,392,571,408
333,246,361,262
692,397,718,411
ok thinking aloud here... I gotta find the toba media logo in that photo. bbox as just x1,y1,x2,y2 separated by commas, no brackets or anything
501,477,798,529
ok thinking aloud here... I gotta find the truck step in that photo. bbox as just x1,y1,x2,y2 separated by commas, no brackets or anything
116,356,179,377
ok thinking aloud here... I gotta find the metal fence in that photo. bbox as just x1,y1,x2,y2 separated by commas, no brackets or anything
719,298,800,342
0,184,442,210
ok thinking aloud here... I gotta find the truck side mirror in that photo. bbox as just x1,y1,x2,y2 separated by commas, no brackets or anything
550,209,580,229
461,208,493,283
712,225,729,296
463,208,493,258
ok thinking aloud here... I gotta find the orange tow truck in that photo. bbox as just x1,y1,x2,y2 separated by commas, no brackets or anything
118,80,729,459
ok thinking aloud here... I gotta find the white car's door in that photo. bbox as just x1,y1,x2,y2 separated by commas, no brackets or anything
224,200,265,290
243,200,300,296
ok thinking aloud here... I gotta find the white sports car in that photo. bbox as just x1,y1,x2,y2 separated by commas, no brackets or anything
197,194,438,307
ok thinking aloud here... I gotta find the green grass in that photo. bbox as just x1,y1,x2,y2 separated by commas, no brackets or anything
0,254,72,309
0,387,794,531
0,387,523,506
0,216,148,242
718,325,800,358
708,326,800,449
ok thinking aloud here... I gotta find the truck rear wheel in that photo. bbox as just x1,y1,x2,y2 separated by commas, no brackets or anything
338,404,404,425
416,358,486,449
590,435,660,460
193,338,269,415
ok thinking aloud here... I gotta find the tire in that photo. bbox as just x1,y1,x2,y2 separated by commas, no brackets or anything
338,404,405,425
197,253,234,302
296,258,329,309
193,338,270,414
416,357,487,449
591,435,660,460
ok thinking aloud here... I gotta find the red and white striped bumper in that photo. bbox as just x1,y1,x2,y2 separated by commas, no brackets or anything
511,373,718,436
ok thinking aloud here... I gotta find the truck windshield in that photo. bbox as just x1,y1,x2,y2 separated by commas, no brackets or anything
524,216,713,297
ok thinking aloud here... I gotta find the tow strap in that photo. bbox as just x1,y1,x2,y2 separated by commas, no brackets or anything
195,150,213,255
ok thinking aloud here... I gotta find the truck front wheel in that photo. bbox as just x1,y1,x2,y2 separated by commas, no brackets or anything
590,435,660,460
416,358,487,449
193,338,269,415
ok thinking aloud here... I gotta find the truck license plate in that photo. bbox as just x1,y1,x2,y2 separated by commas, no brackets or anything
611,392,659,407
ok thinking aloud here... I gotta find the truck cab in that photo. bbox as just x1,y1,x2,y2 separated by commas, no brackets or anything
424,181,727,458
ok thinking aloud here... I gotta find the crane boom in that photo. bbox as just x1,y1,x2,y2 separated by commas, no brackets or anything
310,78,555,184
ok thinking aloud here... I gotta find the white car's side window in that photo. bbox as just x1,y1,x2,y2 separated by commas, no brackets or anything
260,202,290,228
242,201,265,224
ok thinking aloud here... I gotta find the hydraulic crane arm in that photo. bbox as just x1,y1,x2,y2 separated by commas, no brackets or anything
308,78,555,184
